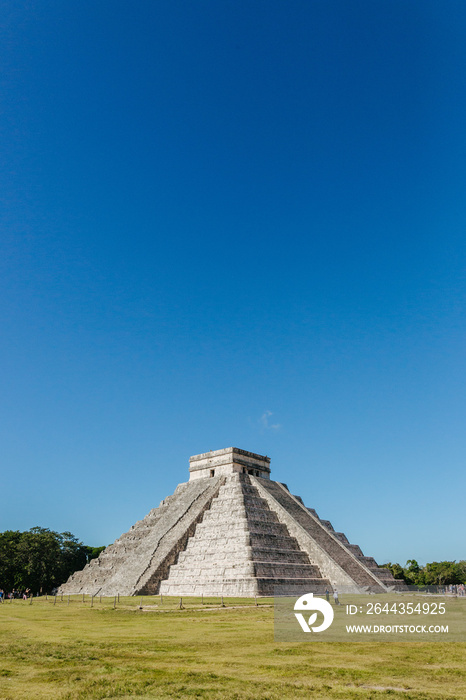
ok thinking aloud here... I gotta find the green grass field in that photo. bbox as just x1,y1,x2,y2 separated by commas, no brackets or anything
0,595,465,699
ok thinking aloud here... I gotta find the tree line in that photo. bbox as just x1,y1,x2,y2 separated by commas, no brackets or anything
381,559,466,586
2,527,464,593
0,528,105,594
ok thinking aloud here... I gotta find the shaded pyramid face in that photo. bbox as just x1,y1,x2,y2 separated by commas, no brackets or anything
60,449,404,597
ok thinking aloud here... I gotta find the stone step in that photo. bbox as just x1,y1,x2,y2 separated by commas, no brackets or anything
166,563,256,579
319,519,334,531
257,578,331,596
203,509,279,524
159,579,259,596
182,537,251,552
177,547,310,566
160,577,331,597
249,533,301,550
248,521,292,535
208,493,267,507
193,520,249,534
207,502,273,517
360,556,377,567
177,548,252,563
372,568,398,581
249,547,310,564
346,544,364,557
194,517,290,536
253,562,322,578
181,534,305,557
334,532,350,544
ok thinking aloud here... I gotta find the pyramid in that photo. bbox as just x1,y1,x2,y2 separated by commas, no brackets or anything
60,448,404,596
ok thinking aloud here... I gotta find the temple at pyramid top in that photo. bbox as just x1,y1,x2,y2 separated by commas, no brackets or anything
189,447,271,481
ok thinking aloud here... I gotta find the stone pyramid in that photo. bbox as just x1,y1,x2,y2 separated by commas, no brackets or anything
60,448,403,597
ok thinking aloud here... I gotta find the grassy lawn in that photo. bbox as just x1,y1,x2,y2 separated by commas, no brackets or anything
0,595,465,699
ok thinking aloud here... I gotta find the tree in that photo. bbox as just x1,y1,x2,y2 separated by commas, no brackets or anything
457,561,466,583
0,528,93,594
423,561,462,586
381,559,466,587
404,559,422,586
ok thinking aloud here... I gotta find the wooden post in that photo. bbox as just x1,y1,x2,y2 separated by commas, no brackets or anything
113,596,116,609
100,595,102,604
82,593,85,603
29,595,33,605
54,595,57,606
255,595,258,606
68,596,70,606
118,593,120,603
91,595,93,608
179,597,183,609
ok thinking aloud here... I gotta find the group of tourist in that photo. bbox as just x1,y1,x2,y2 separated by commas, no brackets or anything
444,584,465,596
0,588,31,601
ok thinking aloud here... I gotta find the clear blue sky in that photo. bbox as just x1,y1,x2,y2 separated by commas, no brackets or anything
1,1,465,566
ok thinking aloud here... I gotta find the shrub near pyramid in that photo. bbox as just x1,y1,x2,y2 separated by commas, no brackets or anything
60,448,404,597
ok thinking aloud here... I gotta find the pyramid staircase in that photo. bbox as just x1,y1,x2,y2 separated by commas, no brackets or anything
159,473,330,596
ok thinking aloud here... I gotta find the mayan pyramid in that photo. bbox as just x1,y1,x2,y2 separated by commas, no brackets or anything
60,448,403,596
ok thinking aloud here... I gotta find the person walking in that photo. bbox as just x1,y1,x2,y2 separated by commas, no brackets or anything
333,589,340,605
